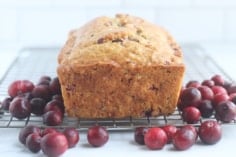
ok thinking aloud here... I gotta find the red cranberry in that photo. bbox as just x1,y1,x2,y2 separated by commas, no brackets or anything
229,93,236,99
31,85,52,102
182,106,201,124
40,75,51,81
30,98,46,116
19,125,41,145
134,127,148,145
202,79,215,88
182,125,198,141
87,125,109,147
38,76,51,85
44,100,64,115
211,86,227,95
1,97,12,110
63,128,79,148
198,86,214,100
180,87,202,109
215,101,236,123
9,97,31,119
144,127,167,150
199,120,222,145
43,111,63,126
40,133,68,157
18,92,33,101
52,94,63,103
177,101,185,111
162,125,177,144
198,100,214,118
8,80,34,98
213,93,229,107
172,126,196,150
26,133,41,153
223,81,232,91
41,128,58,137
211,74,225,86
189,101,201,108
49,77,61,95
227,85,236,95
38,79,50,86
230,93,236,104
186,80,201,88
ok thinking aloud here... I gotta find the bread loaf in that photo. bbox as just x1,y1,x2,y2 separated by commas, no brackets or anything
57,14,185,118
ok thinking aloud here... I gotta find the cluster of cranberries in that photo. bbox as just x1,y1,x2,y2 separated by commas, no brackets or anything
1,76,65,126
19,125,108,156
179,74,236,123
134,74,236,151
19,126,77,156
134,120,222,150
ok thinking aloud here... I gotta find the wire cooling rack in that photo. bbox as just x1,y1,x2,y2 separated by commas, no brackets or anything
0,44,235,131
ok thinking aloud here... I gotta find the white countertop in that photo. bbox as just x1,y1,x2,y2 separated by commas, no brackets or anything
0,125,235,157
0,43,236,157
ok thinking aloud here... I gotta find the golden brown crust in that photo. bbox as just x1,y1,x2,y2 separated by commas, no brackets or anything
57,14,185,118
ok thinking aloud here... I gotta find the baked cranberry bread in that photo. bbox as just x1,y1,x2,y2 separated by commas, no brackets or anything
57,14,185,118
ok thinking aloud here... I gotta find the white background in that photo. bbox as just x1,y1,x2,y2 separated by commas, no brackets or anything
0,0,236,47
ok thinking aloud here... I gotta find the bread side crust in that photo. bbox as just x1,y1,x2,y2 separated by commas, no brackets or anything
58,63,185,118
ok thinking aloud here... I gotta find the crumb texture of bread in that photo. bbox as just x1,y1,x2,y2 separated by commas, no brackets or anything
57,14,185,118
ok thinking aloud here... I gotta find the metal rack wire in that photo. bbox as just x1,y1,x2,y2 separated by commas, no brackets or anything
0,44,235,131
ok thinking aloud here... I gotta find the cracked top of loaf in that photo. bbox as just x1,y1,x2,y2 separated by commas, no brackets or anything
58,14,184,69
